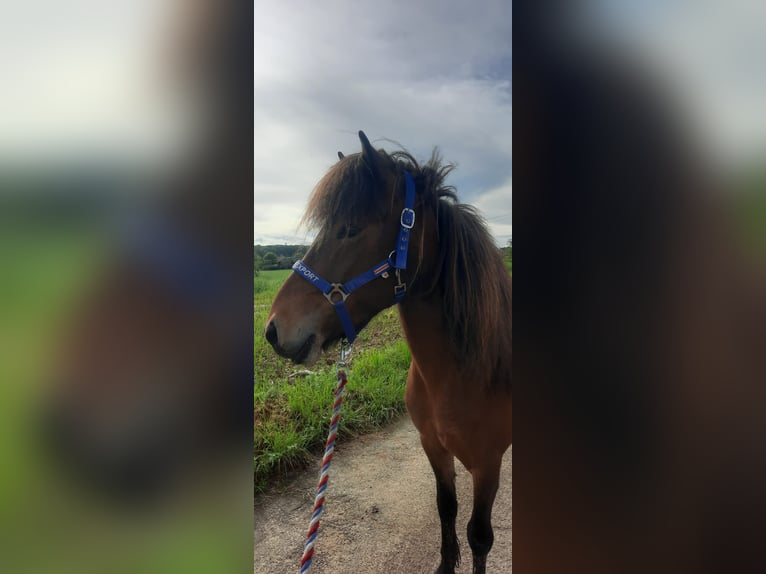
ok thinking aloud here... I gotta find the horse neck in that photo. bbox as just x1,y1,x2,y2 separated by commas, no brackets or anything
393,203,512,389
395,211,462,378
397,294,460,374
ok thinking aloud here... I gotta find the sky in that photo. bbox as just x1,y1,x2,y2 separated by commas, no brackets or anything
0,0,762,234
0,0,191,169
253,0,513,246
253,0,766,247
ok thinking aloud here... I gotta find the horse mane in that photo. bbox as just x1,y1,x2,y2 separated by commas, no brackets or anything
390,150,512,381
302,145,512,383
301,152,390,231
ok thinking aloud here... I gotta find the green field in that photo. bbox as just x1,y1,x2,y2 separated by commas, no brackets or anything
502,245,512,272
254,270,411,494
0,228,251,574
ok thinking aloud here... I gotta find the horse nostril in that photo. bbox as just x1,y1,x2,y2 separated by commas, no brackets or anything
265,320,278,346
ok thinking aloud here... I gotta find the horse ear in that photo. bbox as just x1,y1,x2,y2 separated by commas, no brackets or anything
358,130,379,176
337,151,345,160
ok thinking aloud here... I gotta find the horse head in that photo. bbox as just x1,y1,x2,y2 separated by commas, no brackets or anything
265,131,419,365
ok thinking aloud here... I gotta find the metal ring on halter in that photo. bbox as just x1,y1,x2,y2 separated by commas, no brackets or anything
323,284,348,305
379,251,397,279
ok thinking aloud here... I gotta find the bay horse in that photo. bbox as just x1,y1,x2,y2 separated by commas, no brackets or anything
265,131,512,573
39,0,254,499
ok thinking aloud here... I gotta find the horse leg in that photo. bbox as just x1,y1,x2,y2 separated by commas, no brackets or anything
421,433,460,574
467,460,501,574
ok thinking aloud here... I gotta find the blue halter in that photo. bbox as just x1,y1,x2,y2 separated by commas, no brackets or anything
292,170,416,344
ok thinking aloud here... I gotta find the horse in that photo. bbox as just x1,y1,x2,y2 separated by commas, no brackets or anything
39,0,254,499
513,11,766,571
265,131,512,573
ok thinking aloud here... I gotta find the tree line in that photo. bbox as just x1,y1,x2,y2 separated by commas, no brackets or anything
254,244,308,274
501,238,512,272
255,241,511,275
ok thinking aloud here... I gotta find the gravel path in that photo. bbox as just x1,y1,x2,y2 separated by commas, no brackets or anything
254,415,512,573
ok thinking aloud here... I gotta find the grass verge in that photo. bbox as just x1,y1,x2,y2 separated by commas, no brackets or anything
254,270,410,494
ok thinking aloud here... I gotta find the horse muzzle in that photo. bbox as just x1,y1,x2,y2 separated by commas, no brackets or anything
264,320,318,365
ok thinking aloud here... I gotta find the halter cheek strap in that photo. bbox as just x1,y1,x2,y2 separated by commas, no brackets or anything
291,170,416,344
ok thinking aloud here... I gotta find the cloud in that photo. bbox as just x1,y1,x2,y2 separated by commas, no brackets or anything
474,180,513,245
254,0,513,245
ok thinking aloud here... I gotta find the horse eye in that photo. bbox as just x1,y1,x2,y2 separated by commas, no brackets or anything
336,225,360,240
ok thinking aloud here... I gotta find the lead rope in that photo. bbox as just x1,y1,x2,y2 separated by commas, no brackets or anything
299,341,351,574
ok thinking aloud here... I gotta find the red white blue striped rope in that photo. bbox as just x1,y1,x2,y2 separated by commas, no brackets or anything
299,365,348,573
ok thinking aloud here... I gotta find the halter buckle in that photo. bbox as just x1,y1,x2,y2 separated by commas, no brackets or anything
400,208,415,230
324,283,348,305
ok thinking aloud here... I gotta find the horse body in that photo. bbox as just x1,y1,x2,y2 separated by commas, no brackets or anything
400,264,511,574
400,296,513,462
266,131,511,573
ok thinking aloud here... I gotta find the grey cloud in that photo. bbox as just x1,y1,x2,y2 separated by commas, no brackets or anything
254,0,512,243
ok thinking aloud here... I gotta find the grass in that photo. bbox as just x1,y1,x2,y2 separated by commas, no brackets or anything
254,270,410,494
0,224,253,574
502,246,512,273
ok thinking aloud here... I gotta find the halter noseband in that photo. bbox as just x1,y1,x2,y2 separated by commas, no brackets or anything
292,170,416,344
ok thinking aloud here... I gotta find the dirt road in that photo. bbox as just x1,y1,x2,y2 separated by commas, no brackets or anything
254,416,512,573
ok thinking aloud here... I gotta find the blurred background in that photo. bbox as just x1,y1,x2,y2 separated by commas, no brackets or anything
0,1,252,572
1,0,764,572
515,1,765,572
